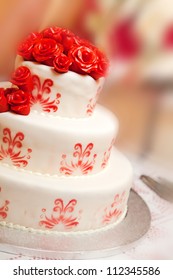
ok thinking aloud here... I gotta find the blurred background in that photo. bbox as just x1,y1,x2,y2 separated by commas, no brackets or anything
0,0,173,170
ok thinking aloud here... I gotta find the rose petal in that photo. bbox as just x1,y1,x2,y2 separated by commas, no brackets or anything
0,88,9,112
10,104,30,115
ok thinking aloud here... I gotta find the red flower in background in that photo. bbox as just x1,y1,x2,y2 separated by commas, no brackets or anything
11,66,33,92
6,88,31,115
33,38,63,66
0,88,9,112
110,17,141,59
163,25,173,48
53,53,72,73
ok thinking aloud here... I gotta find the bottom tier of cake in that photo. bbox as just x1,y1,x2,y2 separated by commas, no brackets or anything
0,149,133,232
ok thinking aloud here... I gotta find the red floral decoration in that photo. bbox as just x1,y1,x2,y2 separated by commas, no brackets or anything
53,53,72,73
0,66,32,115
18,40,34,61
0,187,10,220
42,27,75,52
17,26,109,79
90,50,108,79
11,66,33,92
60,143,97,175
6,88,30,115
103,191,127,224
0,127,32,167
18,32,43,60
39,198,81,229
0,87,31,115
86,85,102,115
30,75,61,112
101,138,115,169
69,45,97,75
33,38,63,66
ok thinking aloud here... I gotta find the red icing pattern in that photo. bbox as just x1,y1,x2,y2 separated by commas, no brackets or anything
86,86,102,116
101,138,115,169
60,143,97,175
0,187,9,220
103,191,126,224
31,75,61,112
0,128,32,167
39,198,80,229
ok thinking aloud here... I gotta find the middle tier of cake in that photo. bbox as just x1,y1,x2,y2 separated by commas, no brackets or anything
0,105,118,176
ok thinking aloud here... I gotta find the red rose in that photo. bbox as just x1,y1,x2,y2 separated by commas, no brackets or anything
4,88,17,96
53,53,72,73
18,40,34,60
69,45,98,75
11,66,33,92
61,35,74,53
42,27,62,40
26,32,42,42
90,60,108,80
90,50,109,79
73,36,95,49
33,38,63,66
58,29,75,52
0,88,9,112
18,32,42,60
6,89,30,115
43,27,75,52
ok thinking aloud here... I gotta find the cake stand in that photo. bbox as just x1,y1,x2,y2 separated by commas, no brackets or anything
0,190,151,259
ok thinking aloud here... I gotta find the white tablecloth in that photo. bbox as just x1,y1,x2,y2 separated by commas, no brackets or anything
0,156,173,260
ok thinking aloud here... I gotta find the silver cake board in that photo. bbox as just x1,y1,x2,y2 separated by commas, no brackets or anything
0,190,151,259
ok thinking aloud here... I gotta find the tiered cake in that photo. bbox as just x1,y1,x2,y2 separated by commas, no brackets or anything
0,27,133,233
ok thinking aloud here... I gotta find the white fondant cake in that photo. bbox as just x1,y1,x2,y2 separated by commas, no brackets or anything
0,27,133,233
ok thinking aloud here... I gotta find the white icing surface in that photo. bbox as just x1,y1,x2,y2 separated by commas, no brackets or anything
0,105,118,175
16,57,104,118
0,149,133,232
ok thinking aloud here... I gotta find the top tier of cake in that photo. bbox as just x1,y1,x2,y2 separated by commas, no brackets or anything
13,27,109,118
15,56,104,118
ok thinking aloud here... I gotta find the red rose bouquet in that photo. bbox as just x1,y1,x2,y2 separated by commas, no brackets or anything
17,27,109,79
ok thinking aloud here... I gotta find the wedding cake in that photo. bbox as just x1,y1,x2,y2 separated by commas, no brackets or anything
0,27,133,233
